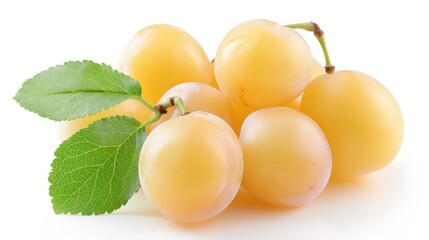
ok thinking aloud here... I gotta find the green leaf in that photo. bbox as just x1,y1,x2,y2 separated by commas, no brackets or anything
14,60,141,121
49,116,146,215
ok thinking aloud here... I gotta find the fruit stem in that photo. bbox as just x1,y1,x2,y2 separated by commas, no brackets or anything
139,96,187,129
133,95,187,116
286,22,335,73
173,97,188,115
153,96,187,115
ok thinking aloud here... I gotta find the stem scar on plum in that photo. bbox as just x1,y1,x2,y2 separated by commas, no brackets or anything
239,88,252,108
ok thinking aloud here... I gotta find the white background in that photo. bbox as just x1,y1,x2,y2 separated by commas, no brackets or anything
1,0,428,239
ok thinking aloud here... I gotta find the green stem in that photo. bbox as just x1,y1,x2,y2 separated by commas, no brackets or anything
136,96,188,129
140,111,162,129
173,97,188,115
286,22,335,73
132,96,158,113
155,96,188,115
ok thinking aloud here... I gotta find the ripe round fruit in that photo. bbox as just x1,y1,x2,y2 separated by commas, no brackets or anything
119,24,211,104
149,82,238,134
286,59,325,110
139,112,243,223
59,99,151,140
301,70,403,179
240,107,332,207
215,19,313,109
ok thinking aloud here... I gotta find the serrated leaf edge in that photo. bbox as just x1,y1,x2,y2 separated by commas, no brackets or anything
48,115,145,215
13,60,142,121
